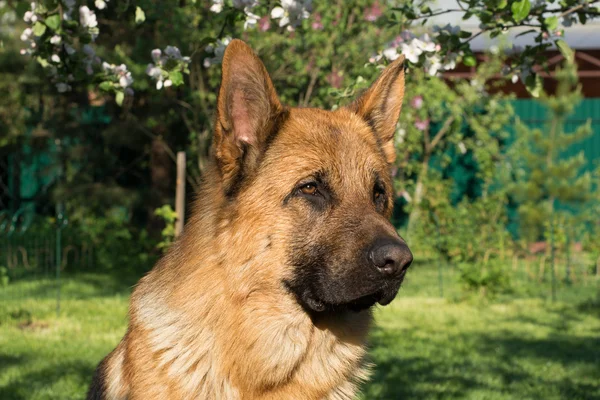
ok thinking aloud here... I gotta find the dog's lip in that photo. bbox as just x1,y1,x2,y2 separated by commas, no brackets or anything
291,269,408,313
302,290,385,313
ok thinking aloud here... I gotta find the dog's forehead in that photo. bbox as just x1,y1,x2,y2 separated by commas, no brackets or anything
275,108,382,156
262,107,390,187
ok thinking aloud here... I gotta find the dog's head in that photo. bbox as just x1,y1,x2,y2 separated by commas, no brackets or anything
213,40,412,313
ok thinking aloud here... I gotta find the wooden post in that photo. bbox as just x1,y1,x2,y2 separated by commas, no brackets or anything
175,151,186,237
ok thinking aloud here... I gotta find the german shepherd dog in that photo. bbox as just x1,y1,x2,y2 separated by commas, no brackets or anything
88,39,412,400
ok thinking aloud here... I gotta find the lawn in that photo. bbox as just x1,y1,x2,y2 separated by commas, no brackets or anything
1,264,599,400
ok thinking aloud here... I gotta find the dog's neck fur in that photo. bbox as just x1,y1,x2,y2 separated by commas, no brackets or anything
110,166,373,399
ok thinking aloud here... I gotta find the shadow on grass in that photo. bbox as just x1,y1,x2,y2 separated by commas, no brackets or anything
0,357,94,400
364,319,600,399
578,294,600,318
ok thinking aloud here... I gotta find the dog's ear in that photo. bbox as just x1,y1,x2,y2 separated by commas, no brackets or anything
348,56,405,163
214,39,283,194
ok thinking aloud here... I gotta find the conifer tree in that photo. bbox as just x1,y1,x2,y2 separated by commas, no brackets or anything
508,45,597,280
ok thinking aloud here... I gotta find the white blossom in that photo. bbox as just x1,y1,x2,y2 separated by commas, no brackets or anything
210,0,224,13
164,46,182,60
203,37,231,67
50,35,62,45
400,42,422,64
244,10,261,30
95,0,108,10
24,6,38,23
20,28,33,42
442,53,457,71
414,35,436,53
119,73,133,88
271,0,311,30
425,55,442,76
396,128,406,145
80,6,98,28
147,46,191,89
458,142,467,154
151,49,162,63
383,46,401,61
51,54,61,63
103,63,134,88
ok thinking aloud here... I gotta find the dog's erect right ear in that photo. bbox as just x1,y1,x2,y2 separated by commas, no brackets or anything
214,39,283,194
347,56,405,164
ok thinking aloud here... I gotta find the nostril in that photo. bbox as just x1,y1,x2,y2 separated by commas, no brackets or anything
369,238,413,277
379,259,396,275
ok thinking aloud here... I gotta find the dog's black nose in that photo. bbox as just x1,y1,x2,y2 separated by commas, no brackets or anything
369,238,413,277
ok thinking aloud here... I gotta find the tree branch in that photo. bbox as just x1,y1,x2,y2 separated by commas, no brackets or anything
430,116,456,151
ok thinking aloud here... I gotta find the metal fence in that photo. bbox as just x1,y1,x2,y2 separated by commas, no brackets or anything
0,208,94,315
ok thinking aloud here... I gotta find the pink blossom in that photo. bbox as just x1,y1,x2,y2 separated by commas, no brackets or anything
364,2,382,22
414,118,430,131
411,96,423,109
258,16,270,32
311,13,323,30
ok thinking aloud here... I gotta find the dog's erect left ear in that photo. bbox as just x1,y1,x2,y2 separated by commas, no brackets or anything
215,39,283,193
348,56,405,164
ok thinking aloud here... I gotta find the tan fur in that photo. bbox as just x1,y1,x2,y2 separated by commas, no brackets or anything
94,40,405,400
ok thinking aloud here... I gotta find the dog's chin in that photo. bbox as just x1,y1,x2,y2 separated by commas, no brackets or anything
299,286,402,314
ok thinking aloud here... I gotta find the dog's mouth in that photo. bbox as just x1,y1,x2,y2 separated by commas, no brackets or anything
291,270,407,314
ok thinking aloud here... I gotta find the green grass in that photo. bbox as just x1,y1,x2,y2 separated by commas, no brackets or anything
1,265,599,400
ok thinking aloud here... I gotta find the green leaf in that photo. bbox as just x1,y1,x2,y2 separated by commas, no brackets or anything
36,56,49,68
524,73,542,98
463,55,477,67
458,30,472,39
544,16,558,31
168,70,184,86
45,15,61,31
99,81,114,92
498,0,508,9
135,6,146,24
115,91,124,106
32,22,46,37
511,0,531,23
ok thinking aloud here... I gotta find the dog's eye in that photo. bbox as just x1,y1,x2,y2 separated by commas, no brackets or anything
373,185,386,210
374,186,385,202
300,183,318,196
